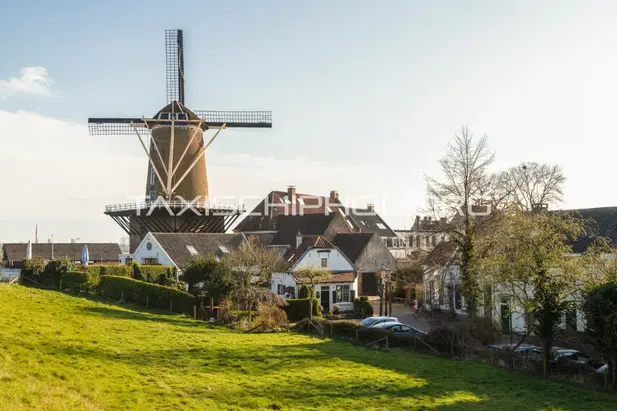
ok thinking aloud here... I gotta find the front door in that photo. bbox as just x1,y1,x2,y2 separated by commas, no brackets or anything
320,286,330,312
500,303,511,334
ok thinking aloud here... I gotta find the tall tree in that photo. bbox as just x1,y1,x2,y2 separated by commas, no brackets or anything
501,162,565,211
227,235,287,322
480,211,584,376
426,126,496,318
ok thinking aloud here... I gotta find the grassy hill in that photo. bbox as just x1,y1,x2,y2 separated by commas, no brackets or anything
0,285,614,410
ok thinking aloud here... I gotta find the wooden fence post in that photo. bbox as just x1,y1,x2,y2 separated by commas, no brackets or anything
59,279,62,291
385,336,389,349
121,290,124,302
355,328,359,341
193,304,197,319
146,296,149,309
170,300,173,313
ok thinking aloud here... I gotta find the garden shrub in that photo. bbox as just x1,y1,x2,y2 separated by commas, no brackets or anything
353,296,373,317
251,301,289,330
98,275,195,314
42,257,74,288
62,271,100,293
20,257,46,285
284,298,320,322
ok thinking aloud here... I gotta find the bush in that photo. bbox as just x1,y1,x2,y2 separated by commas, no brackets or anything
20,257,46,285
251,302,288,330
284,298,320,322
98,276,195,314
42,257,74,288
353,296,373,317
62,271,100,293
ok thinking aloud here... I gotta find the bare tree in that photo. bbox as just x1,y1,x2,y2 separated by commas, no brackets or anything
501,162,565,211
425,126,497,318
226,235,287,322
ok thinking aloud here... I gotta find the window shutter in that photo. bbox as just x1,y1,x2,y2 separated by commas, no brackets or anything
350,290,356,301
332,290,337,304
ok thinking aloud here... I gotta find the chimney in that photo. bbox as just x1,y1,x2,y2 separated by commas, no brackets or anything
330,190,339,202
367,204,375,212
415,215,420,228
296,231,302,248
287,185,297,204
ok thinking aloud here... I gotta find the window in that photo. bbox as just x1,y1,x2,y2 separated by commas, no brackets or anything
186,245,198,255
386,238,393,247
142,257,158,265
283,196,291,204
429,281,435,304
336,285,351,303
125,257,133,265
416,235,420,248
376,223,386,230
277,284,286,295
149,190,156,201
321,258,328,268
150,168,156,186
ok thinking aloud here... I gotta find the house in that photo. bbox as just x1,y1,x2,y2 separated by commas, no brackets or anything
332,232,396,296
2,243,122,268
120,231,277,275
421,206,617,334
271,234,358,312
236,185,402,256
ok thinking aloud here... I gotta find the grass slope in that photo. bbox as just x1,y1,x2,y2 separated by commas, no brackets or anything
0,285,614,411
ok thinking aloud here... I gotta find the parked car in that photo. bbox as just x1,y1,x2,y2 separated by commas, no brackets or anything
595,364,608,374
359,316,398,327
373,322,426,335
486,343,538,353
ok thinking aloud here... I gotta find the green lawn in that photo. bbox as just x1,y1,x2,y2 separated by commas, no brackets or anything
0,285,614,410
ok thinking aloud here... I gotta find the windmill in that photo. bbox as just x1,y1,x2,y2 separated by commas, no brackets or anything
88,29,272,252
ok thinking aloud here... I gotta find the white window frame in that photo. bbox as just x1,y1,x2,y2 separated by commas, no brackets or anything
186,245,199,255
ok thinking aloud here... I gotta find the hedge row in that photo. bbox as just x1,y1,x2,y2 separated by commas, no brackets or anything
79,263,174,283
98,276,195,315
284,298,320,322
62,271,100,293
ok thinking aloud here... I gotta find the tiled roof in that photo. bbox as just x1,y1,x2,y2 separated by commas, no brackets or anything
150,233,238,269
282,236,334,265
2,243,121,263
269,214,338,246
294,271,356,284
344,209,396,238
235,190,342,232
332,233,374,263
421,241,458,268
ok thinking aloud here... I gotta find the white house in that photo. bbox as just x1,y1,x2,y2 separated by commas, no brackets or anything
120,232,240,278
271,234,358,312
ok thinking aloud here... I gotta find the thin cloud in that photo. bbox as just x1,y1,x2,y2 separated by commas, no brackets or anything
0,67,53,99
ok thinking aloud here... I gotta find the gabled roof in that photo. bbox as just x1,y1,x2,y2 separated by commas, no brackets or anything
2,243,121,263
149,233,238,269
283,236,334,265
269,214,338,246
235,190,342,232
344,208,397,238
332,233,374,263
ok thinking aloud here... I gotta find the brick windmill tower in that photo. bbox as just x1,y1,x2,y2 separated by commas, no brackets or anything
88,29,272,251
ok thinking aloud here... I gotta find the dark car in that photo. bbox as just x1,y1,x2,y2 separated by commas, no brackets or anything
373,322,426,335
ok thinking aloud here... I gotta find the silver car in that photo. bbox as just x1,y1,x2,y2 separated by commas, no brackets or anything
359,316,398,327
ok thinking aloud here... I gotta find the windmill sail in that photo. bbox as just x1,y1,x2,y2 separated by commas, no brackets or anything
165,29,184,105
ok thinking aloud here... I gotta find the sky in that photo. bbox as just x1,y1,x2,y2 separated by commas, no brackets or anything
1,0,617,243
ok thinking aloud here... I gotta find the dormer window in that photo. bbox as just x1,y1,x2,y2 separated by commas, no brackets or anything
186,245,198,255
